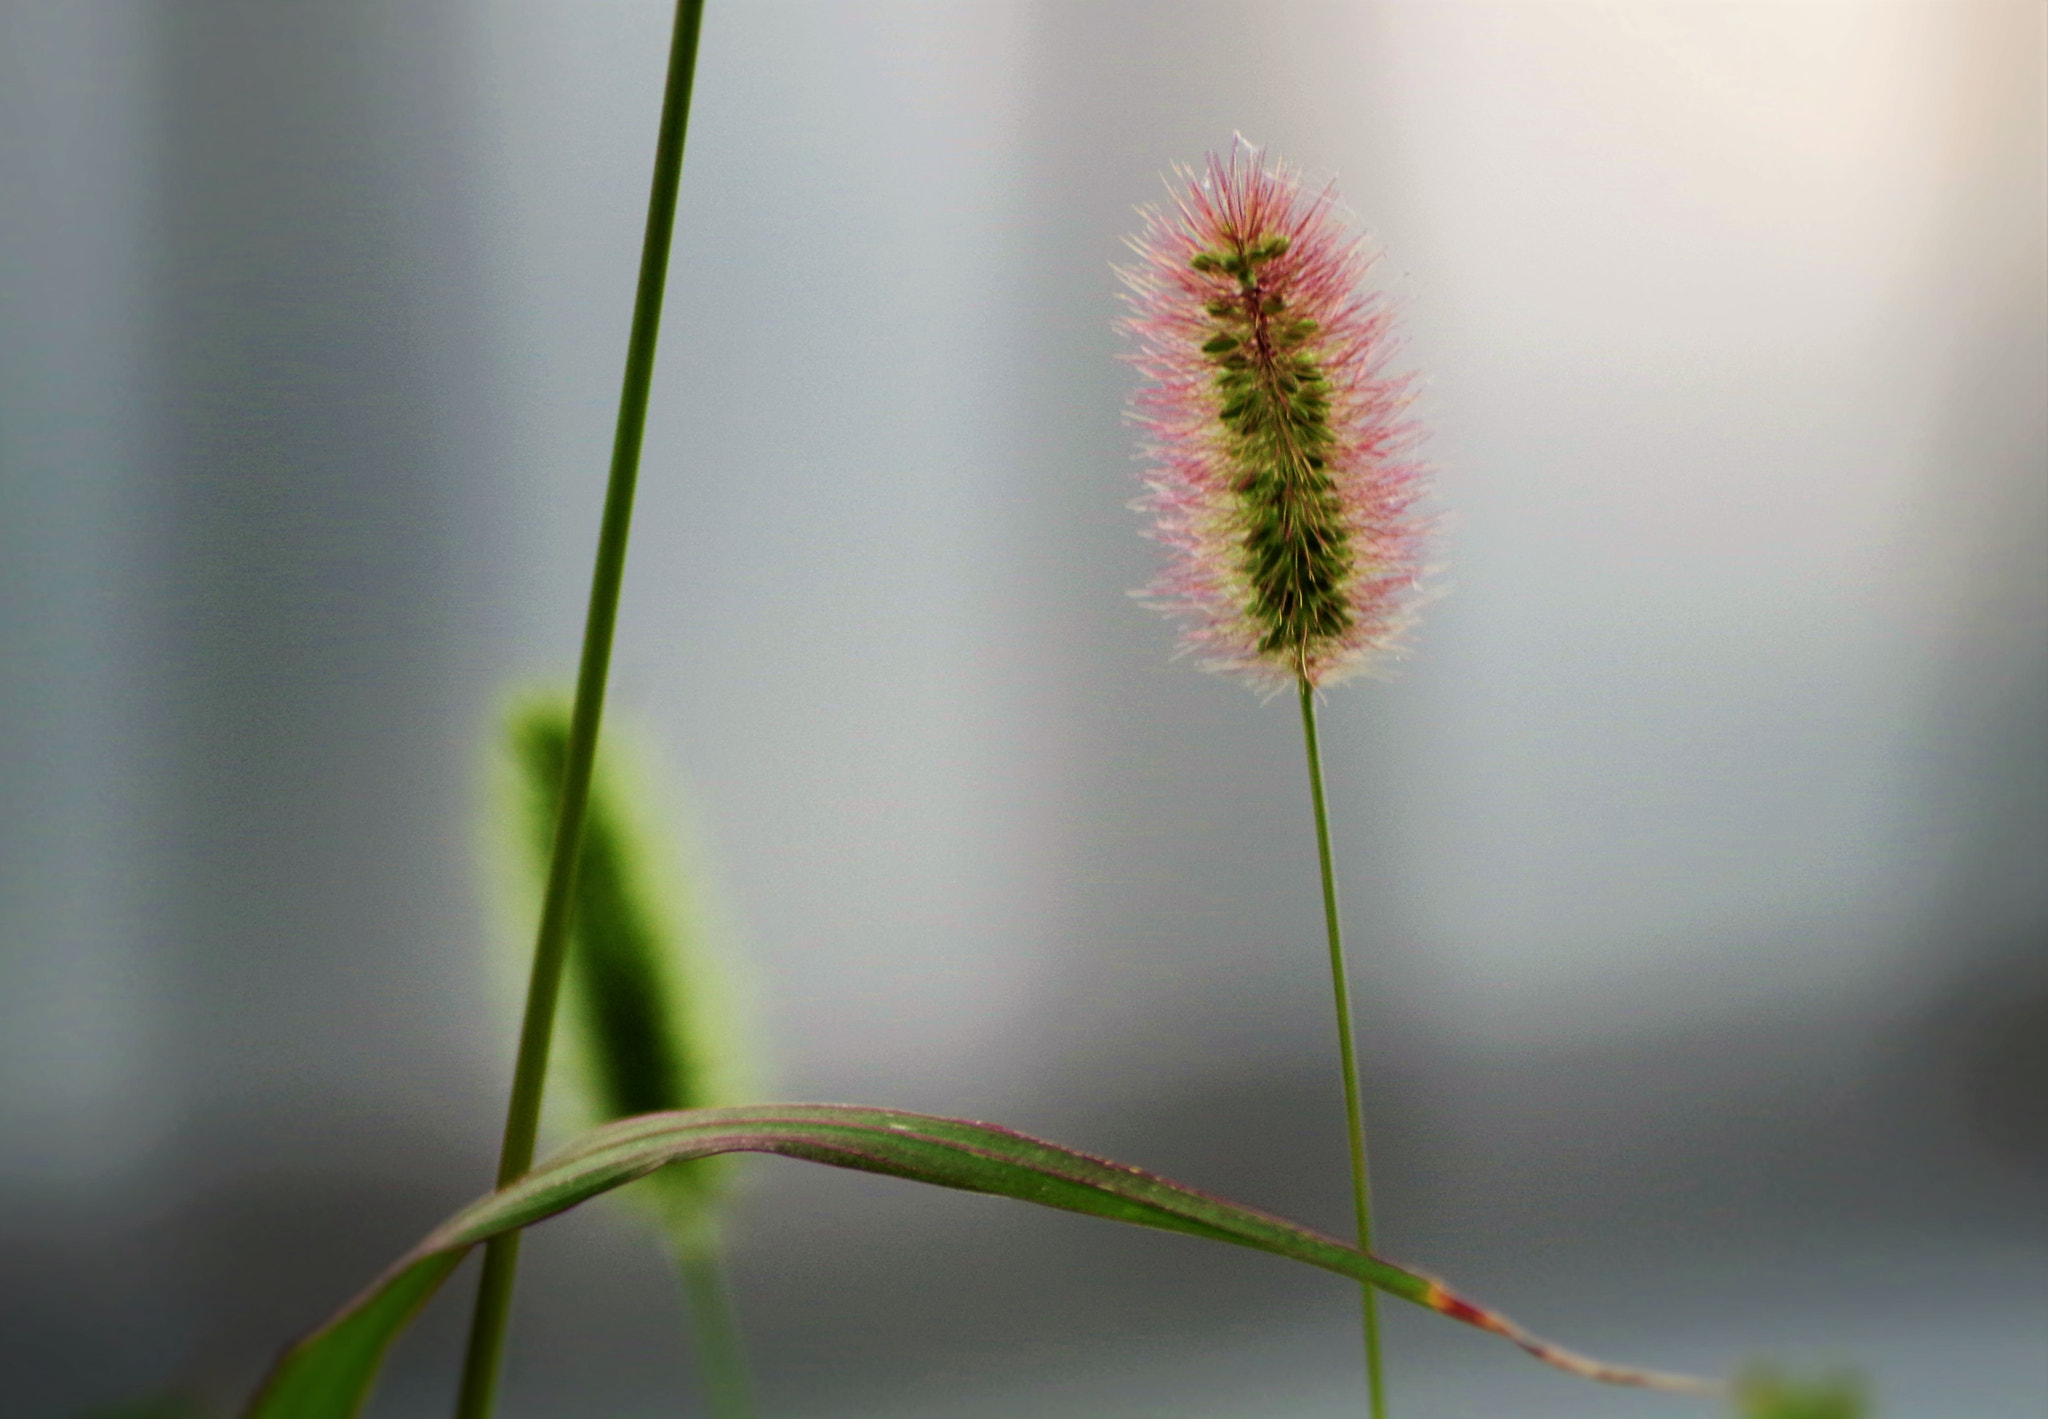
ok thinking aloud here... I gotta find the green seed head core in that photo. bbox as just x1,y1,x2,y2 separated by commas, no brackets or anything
1193,234,1354,676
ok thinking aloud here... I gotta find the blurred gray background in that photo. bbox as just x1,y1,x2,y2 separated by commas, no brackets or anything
1,1,2042,1415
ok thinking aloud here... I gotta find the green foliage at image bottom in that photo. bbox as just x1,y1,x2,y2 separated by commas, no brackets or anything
1738,1366,1868,1419
242,1104,1722,1419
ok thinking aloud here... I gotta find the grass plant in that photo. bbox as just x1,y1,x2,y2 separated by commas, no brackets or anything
1119,140,1428,1416
454,3,706,1415
214,15,1872,1419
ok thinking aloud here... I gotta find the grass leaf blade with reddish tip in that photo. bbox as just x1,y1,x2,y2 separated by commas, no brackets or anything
243,1104,1721,1418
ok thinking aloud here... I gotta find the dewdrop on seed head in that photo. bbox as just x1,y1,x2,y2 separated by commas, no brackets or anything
1119,139,1428,693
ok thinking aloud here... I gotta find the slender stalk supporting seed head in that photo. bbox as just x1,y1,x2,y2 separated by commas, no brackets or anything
1120,140,1427,691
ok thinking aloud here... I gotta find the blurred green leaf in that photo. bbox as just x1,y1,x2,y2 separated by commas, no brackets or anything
1737,1366,1867,1419
499,694,746,1236
243,1104,1717,1417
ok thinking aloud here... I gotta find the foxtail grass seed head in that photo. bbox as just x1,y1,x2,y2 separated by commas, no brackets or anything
1120,140,1427,692
498,695,747,1247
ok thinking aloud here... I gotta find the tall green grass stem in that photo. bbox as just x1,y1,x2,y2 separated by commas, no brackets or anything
675,1242,758,1419
455,3,707,1414
1297,682,1388,1419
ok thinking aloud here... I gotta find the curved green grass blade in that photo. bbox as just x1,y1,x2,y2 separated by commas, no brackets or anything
244,1104,1721,1417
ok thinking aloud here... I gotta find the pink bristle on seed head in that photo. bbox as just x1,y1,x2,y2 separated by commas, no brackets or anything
1117,138,1429,692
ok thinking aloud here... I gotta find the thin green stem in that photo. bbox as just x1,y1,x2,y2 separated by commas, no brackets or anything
674,1240,758,1419
1298,680,1388,1419
454,4,707,1415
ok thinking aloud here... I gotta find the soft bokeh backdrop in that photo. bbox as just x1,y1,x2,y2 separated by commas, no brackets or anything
2,2,2041,1415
